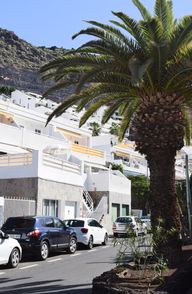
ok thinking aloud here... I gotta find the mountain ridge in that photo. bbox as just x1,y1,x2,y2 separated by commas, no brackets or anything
0,28,72,101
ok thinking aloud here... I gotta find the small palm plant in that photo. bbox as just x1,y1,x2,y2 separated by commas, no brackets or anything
40,0,192,258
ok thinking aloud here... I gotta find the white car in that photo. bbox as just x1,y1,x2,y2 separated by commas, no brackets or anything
140,216,151,232
112,216,147,237
64,218,108,249
0,230,22,268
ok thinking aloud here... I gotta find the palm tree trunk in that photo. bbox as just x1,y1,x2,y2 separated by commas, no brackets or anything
146,149,182,261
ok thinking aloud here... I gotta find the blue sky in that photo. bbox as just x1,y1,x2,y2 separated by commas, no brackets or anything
0,0,191,49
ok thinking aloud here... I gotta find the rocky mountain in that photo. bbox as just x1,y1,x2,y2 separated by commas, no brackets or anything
0,28,73,101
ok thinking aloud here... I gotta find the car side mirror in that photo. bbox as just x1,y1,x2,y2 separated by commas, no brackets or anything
0,230,9,239
3,233,9,239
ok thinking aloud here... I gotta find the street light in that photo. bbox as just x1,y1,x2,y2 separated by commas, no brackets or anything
181,146,192,238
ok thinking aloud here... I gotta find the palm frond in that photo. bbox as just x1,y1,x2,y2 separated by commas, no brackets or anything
42,81,77,97
79,96,114,127
45,93,82,125
170,16,192,54
111,12,147,51
132,0,151,21
154,0,174,36
119,98,139,140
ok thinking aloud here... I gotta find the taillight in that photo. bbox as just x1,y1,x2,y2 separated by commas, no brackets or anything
81,228,88,234
27,229,41,237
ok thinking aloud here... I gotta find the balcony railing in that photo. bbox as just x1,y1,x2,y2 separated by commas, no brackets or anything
0,153,32,166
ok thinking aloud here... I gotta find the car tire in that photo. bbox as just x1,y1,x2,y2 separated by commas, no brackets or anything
8,247,20,268
67,237,77,254
87,235,93,249
102,233,108,245
113,233,118,238
39,241,49,260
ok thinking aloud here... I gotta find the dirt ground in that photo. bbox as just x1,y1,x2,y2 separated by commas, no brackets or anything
92,243,192,294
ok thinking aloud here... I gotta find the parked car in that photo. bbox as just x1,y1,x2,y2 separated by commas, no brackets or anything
64,218,108,249
1,216,77,260
112,216,147,237
0,229,22,268
140,216,151,232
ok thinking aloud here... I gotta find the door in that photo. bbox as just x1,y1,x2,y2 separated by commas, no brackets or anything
88,219,104,244
65,201,76,219
43,217,58,249
54,218,69,248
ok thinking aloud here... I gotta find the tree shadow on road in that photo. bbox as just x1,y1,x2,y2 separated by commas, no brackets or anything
0,278,92,294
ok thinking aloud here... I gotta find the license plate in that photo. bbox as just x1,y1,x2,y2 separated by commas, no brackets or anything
9,234,20,239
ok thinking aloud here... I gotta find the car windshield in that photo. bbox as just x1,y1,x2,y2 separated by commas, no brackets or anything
64,220,84,227
2,217,35,229
116,217,132,223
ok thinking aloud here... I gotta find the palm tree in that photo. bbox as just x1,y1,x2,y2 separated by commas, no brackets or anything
89,121,101,136
40,0,192,256
109,122,119,136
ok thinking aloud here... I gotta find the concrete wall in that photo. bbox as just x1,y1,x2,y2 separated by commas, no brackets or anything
0,177,83,222
37,178,83,219
0,178,38,199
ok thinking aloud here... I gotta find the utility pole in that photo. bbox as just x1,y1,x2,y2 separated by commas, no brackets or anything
185,154,192,238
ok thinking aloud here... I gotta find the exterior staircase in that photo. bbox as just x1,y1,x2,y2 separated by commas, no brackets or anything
82,190,107,222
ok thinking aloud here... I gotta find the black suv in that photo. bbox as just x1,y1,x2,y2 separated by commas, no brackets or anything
1,216,77,260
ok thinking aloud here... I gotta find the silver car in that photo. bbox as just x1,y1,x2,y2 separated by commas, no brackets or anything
112,216,147,237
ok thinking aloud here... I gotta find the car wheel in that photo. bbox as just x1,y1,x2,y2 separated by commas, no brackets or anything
39,241,49,260
8,247,20,268
113,233,118,238
87,235,93,249
67,237,77,254
102,233,108,245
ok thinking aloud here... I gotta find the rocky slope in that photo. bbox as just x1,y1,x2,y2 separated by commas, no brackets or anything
0,28,72,101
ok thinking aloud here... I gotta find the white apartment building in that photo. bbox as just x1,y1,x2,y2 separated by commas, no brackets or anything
0,90,131,233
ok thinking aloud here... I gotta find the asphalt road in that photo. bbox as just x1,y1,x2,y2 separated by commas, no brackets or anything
0,241,119,294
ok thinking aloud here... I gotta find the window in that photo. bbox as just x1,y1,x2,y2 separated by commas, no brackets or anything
44,217,54,227
43,199,58,217
54,218,64,228
89,219,100,227
35,129,41,135
122,204,129,216
64,220,84,227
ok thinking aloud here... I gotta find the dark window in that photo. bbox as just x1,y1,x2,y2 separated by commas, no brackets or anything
44,218,54,227
116,217,132,223
64,220,84,227
2,217,35,229
54,218,64,228
35,129,41,134
89,220,100,227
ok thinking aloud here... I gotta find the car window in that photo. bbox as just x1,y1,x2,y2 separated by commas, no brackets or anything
44,218,54,227
64,220,84,227
2,217,35,229
54,218,64,228
89,220,100,227
116,217,132,223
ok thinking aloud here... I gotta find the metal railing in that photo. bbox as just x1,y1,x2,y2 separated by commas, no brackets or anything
82,190,94,217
